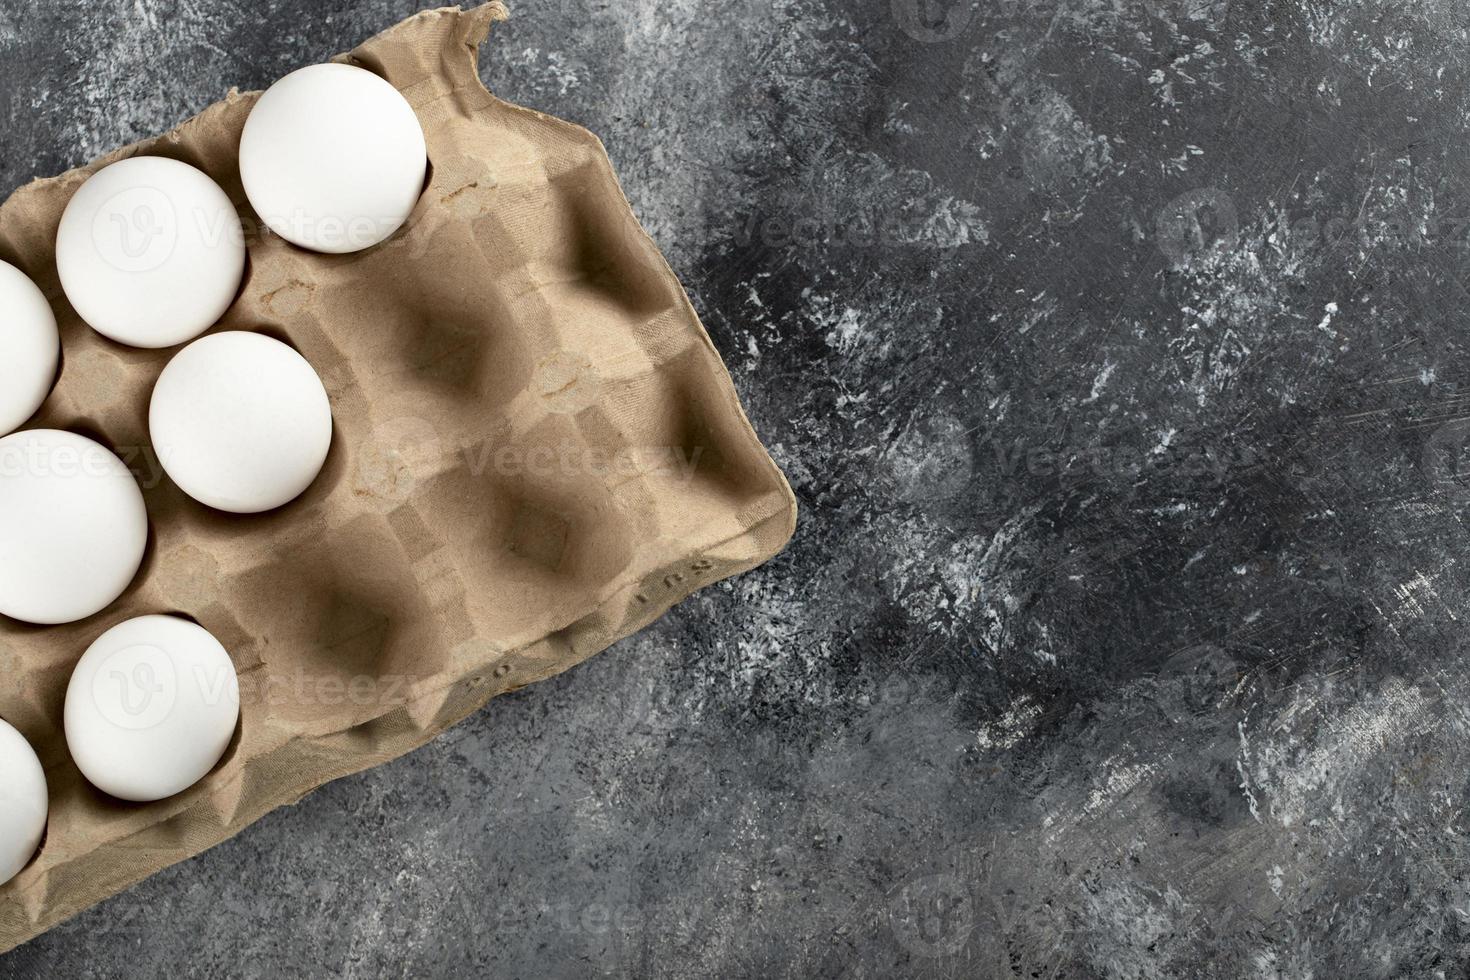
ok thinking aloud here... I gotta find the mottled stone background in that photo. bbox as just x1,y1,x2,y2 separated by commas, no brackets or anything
6,0,1470,975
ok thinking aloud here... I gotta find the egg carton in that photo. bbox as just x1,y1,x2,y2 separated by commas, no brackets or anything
0,2,796,950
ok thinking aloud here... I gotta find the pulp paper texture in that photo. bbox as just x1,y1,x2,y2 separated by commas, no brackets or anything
0,3,796,951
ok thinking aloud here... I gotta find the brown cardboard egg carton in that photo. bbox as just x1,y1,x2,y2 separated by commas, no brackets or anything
0,3,795,951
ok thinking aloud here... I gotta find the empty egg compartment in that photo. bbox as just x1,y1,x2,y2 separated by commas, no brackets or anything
307,227,538,430
568,343,789,543
0,630,75,758
221,512,449,734
407,415,638,645
479,141,682,325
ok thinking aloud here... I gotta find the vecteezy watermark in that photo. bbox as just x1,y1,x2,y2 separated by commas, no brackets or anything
1156,187,1238,266
1153,191,1470,264
0,434,156,482
732,204,981,251
985,436,1258,484
891,0,975,42
534,899,699,938
87,662,486,721
91,662,491,720
1424,419,1470,503
1270,209,1470,252
466,895,704,949
888,873,975,957
356,415,707,505
85,187,431,274
237,668,421,711
252,209,405,254
88,647,236,732
465,442,704,482
0,434,170,490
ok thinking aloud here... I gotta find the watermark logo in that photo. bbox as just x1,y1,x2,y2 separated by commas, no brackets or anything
533,350,604,415
1158,643,1234,707
888,873,975,957
357,416,444,504
91,644,178,731
92,185,179,273
892,0,974,42
1424,419,1470,503
1156,187,1237,266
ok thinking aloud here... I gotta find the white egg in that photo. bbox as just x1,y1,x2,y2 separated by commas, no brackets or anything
65,615,240,803
0,430,148,626
150,331,333,514
239,63,428,253
0,718,47,887
0,261,59,438
55,156,245,349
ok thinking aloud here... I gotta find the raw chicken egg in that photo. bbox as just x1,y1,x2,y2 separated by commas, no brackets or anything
240,63,428,253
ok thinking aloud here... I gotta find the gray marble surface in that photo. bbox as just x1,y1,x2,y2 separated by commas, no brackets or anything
7,0,1470,976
